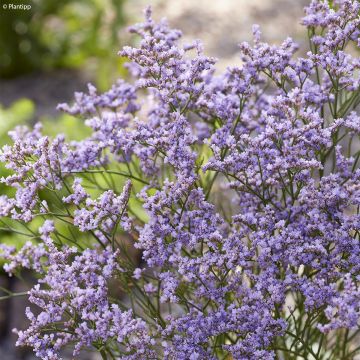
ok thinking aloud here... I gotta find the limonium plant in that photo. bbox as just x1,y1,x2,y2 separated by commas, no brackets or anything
1,1,360,359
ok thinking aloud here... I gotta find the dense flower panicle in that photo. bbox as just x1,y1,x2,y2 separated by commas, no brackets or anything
131,113,197,177
120,6,216,111
57,80,139,116
303,0,360,90
0,241,48,276
62,178,89,206
0,124,105,221
6,242,156,360
74,180,132,232
0,1,360,359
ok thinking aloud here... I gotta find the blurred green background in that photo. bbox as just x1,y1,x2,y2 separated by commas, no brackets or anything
0,0,127,87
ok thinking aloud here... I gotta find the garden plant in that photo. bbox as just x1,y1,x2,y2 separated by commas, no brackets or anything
1,0,360,359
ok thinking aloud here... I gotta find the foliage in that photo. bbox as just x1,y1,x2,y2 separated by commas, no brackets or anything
0,0,126,86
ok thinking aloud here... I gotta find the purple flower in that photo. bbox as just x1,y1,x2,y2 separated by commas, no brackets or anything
74,180,132,232
1,2,360,359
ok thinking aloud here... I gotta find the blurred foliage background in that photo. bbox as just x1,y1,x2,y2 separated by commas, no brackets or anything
0,0,127,89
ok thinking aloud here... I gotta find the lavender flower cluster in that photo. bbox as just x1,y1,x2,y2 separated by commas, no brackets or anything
1,1,360,359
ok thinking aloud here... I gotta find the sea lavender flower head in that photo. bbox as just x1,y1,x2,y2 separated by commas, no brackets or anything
0,1,360,359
